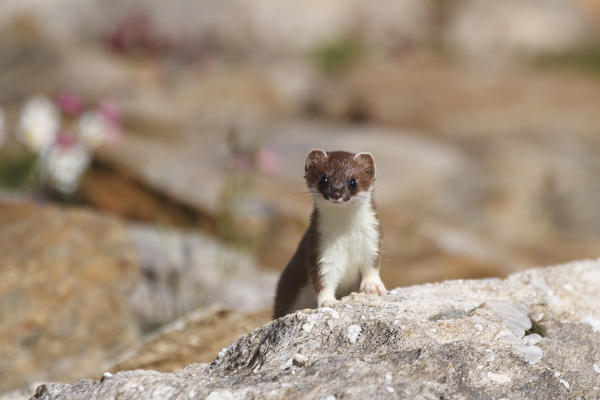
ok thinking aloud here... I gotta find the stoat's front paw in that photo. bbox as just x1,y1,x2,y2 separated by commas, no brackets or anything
360,276,386,296
318,298,339,308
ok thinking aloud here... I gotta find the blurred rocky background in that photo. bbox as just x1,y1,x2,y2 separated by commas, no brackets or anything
1,0,600,396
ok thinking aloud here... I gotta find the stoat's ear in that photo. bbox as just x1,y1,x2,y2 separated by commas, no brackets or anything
354,152,376,179
305,149,327,172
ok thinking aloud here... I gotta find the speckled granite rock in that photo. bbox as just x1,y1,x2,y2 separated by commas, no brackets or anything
31,260,600,399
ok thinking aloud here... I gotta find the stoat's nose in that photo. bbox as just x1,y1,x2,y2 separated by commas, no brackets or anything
330,185,343,200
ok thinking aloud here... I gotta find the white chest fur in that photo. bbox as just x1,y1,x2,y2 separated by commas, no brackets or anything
315,195,380,296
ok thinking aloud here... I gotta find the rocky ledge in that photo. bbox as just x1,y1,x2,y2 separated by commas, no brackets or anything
32,260,600,399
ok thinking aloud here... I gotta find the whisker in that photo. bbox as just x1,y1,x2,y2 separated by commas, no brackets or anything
293,191,315,208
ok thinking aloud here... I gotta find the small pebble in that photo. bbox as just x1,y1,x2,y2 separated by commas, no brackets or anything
101,372,113,382
562,284,574,292
302,321,315,333
346,324,362,343
293,353,308,367
319,307,340,319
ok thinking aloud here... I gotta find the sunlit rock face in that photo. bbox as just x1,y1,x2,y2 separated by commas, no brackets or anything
0,203,139,393
32,260,600,399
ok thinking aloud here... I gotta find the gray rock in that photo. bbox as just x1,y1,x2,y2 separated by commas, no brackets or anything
0,383,39,400
109,306,271,374
128,223,277,325
0,0,434,56
31,259,600,399
96,119,470,227
446,0,597,64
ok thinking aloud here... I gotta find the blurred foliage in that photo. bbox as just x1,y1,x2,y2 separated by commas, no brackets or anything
0,150,37,189
216,174,258,251
215,128,261,253
536,50,600,77
312,36,365,74
0,147,85,203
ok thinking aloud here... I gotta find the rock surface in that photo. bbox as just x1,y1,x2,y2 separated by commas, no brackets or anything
0,202,276,397
445,0,598,63
111,307,271,373
0,202,139,392
0,383,39,400
128,224,277,326
2,0,596,60
31,260,600,399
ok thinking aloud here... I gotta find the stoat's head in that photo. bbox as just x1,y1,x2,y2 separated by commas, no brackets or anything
304,149,376,206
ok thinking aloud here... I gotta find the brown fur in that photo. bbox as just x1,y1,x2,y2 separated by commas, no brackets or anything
273,210,320,319
304,150,375,201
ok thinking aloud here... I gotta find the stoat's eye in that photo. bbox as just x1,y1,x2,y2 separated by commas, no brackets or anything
348,178,357,189
319,176,328,185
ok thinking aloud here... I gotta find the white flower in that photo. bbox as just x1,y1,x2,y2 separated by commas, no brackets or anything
44,143,90,194
18,96,60,153
77,111,108,149
0,107,5,148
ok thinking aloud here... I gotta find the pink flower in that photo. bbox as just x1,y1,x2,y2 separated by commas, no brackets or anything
98,101,121,125
55,91,84,116
97,101,122,144
55,130,77,148
257,148,280,174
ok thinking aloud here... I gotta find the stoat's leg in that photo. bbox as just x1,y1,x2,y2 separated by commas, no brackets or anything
317,289,338,308
311,263,341,308
359,264,386,296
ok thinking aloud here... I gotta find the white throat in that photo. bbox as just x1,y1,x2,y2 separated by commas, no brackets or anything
312,186,380,299
313,187,376,231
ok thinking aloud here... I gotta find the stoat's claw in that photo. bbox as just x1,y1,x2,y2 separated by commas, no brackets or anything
360,277,386,296
318,298,339,308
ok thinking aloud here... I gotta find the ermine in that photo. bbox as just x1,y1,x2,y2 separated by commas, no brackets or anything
273,149,385,319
